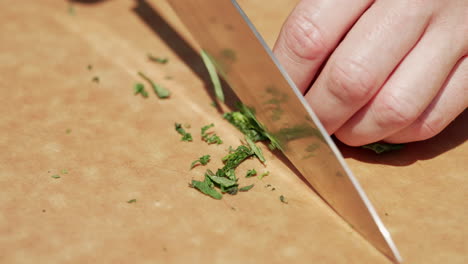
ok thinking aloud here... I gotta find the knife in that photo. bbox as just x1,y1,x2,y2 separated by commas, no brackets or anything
166,0,402,262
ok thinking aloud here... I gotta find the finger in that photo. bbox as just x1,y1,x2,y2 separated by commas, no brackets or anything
384,56,468,143
304,0,432,133
335,27,466,146
273,0,373,93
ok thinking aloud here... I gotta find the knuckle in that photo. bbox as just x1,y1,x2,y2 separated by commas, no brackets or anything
416,113,445,141
282,11,327,61
327,59,376,103
374,93,417,128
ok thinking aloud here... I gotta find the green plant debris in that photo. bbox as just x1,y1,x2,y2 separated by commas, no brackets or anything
133,83,148,98
92,76,100,83
201,124,223,145
259,171,269,180
51,175,60,179
66,128,72,134
201,50,224,102
190,175,223,200
190,155,211,169
210,101,218,108
87,64,93,70
362,143,404,154
175,123,192,142
246,169,257,178
239,184,254,192
127,199,137,203
138,71,170,99
245,136,265,163
61,169,68,174
147,54,168,64
279,195,288,204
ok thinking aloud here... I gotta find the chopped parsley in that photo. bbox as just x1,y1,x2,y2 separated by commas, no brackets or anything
362,143,404,154
190,155,211,169
201,50,224,102
279,195,288,204
175,123,192,142
87,64,93,70
92,76,100,83
245,169,257,178
259,171,269,180
138,71,170,99
239,184,254,192
134,83,148,98
245,136,265,163
201,124,223,145
147,54,168,64
127,199,137,203
51,175,60,179
66,128,72,134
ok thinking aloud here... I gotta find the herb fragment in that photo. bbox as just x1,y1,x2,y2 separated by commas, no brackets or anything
259,171,269,180
138,71,170,99
239,184,254,192
66,128,72,134
92,76,100,83
201,124,223,145
190,176,222,200
362,143,404,154
175,123,192,142
190,155,211,169
245,136,265,163
87,64,93,70
201,50,224,102
147,54,168,64
61,169,68,174
246,169,257,178
51,175,60,179
279,195,288,204
133,83,148,98
127,199,137,203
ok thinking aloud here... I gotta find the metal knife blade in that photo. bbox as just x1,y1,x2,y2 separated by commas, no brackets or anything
167,0,402,262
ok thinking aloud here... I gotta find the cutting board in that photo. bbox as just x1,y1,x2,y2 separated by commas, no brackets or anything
0,0,466,263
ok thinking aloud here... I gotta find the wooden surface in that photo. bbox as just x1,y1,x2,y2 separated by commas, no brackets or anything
0,0,466,263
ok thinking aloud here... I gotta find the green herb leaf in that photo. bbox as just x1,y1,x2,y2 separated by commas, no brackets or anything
127,199,137,203
133,83,148,98
87,64,93,70
245,136,265,163
66,128,72,134
190,155,211,169
259,171,269,180
280,195,288,204
206,174,237,188
190,177,223,200
246,169,257,178
201,50,224,102
175,123,192,142
92,76,100,83
362,143,404,154
201,123,223,145
51,175,60,179
138,71,170,99
147,54,168,64
239,184,254,192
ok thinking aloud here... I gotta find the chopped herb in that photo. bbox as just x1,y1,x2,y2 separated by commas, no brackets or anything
362,143,404,154
246,169,257,178
201,124,223,145
127,199,137,203
245,136,265,163
66,128,72,134
133,83,148,98
51,175,60,179
61,169,68,174
138,71,170,99
206,171,237,188
201,50,224,102
271,188,276,191
175,123,192,142
210,101,217,107
279,195,288,204
190,155,211,169
239,184,254,192
259,171,269,180
87,64,93,70
190,175,222,200
147,54,168,64
265,184,271,188
92,76,100,83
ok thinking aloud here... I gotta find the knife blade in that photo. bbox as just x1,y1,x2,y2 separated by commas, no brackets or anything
167,0,402,262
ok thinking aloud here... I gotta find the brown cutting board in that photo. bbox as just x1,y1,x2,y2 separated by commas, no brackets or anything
0,1,466,263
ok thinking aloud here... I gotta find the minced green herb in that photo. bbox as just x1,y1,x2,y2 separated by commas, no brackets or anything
201,124,223,145
259,171,269,180
246,169,257,178
279,195,288,204
92,76,100,83
66,128,72,134
190,155,211,169
201,50,224,102
127,199,137,203
87,64,93,70
190,175,223,200
175,123,192,142
239,184,254,192
134,83,148,98
147,54,168,64
51,175,60,179
245,136,265,163
362,143,404,154
138,71,170,99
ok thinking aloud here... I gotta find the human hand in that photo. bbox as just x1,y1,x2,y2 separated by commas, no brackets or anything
273,0,467,146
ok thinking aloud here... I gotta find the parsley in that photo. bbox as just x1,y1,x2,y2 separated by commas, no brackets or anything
245,136,265,163
134,83,148,98
279,195,288,204
201,124,223,145
246,169,257,178
190,155,211,169
138,71,170,99
66,128,72,134
239,184,254,192
259,171,269,180
51,175,60,179
362,143,404,154
87,64,93,70
175,123,192,142
190,175,222,200
127,199,137,203
147,54,168,64
92,76,100,83
201,50,224,102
